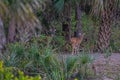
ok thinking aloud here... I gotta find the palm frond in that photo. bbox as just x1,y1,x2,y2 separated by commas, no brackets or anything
54,0,65,13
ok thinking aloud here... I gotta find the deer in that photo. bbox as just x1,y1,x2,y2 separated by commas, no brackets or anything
70,33,85,55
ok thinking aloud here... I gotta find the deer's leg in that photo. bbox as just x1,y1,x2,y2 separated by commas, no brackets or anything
73,47,75,54
74,45,77,54
77,45,80,54
72,46,74,55
75,46,77,54
75,44,79,54
72,45,76,55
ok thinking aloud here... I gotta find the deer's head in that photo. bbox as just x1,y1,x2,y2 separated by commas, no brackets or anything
78,33,85,38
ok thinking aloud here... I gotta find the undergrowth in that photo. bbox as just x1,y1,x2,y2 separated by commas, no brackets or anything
1,39,94,80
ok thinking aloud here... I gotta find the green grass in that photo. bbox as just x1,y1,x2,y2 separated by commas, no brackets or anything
1,41,94,80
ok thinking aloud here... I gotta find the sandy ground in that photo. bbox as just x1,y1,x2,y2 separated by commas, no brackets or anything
91,53,120,80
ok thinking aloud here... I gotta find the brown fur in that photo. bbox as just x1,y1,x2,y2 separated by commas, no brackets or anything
70,33,85,55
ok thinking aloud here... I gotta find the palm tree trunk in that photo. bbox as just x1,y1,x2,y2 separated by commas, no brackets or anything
97,0,115,52
75,2,82,36
0,16,6,53
8,17,16,43
97,11,111,52
62,3,71,41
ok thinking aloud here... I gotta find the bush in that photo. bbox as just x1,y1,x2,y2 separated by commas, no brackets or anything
3,42,94,80
0,61,41,80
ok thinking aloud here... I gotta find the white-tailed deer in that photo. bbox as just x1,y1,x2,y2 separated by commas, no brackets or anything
70,33,85,55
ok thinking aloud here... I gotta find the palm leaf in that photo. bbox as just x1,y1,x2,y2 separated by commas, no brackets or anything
54,0,65,13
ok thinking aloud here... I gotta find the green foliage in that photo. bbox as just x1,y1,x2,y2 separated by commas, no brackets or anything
28,34,66,52
38,52,93,80
75,53,94,79
52,36,66,50
111,24,120,52
2,40,94,80
81,13,98,51
2,43,27,68
54,0,64,13
8,42,25,55
80,53,93,65
0,61,41,80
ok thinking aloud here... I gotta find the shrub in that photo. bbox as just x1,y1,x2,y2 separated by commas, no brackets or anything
0,61,41,80
2,39,94,80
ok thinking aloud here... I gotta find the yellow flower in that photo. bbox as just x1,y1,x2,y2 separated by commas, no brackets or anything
0,61,4,72
36,76,41,80
18,70,24,75
74,78,78,80
14,77,18,80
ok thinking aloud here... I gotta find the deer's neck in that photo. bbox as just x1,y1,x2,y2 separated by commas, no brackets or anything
78,35,84,40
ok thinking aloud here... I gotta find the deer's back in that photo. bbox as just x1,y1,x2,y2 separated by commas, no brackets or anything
70,37,82,45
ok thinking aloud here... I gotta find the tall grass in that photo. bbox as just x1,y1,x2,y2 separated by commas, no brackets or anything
1,38,94,80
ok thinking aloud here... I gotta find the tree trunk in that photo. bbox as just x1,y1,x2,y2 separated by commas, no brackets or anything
75,2,82,36
8,17,16,43
0,16,6,53
97,12,111,52
62,23,71,41
97,0,115,52
62,3,71,41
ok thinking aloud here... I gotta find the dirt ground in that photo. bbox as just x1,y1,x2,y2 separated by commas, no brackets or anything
91,53,120,80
